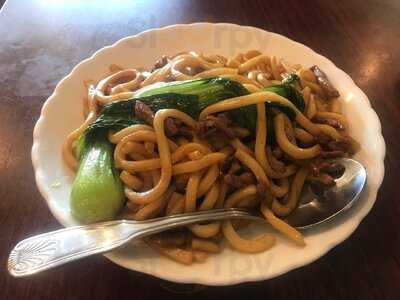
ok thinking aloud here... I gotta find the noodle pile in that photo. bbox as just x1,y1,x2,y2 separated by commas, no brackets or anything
63,50,356,264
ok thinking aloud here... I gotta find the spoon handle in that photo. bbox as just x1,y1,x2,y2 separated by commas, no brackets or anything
8,208,258,277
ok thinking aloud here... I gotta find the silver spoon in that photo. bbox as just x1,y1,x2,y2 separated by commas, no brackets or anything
8,158,366,277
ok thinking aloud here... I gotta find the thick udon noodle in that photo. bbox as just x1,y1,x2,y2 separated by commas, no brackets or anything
63,50,354,264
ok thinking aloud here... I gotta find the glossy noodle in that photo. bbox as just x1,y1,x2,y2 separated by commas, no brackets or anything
64,50,356,264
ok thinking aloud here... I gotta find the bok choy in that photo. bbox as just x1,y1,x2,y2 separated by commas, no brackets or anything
70,78,248,223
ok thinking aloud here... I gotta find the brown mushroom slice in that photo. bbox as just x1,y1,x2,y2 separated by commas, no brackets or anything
310,65,340,98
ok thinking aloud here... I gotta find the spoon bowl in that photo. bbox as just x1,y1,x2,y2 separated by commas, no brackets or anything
285,158,367,229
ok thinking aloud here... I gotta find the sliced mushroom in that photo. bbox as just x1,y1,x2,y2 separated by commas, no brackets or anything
310,65,340,98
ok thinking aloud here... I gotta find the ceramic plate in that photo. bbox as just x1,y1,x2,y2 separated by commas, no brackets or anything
32,23,385,285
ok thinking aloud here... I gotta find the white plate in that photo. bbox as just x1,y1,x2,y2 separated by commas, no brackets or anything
32,23,385,285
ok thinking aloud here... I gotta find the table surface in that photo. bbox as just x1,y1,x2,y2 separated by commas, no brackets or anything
1,0,399,299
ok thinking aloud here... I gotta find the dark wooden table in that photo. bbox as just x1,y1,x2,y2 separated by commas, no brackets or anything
1,0,399,299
